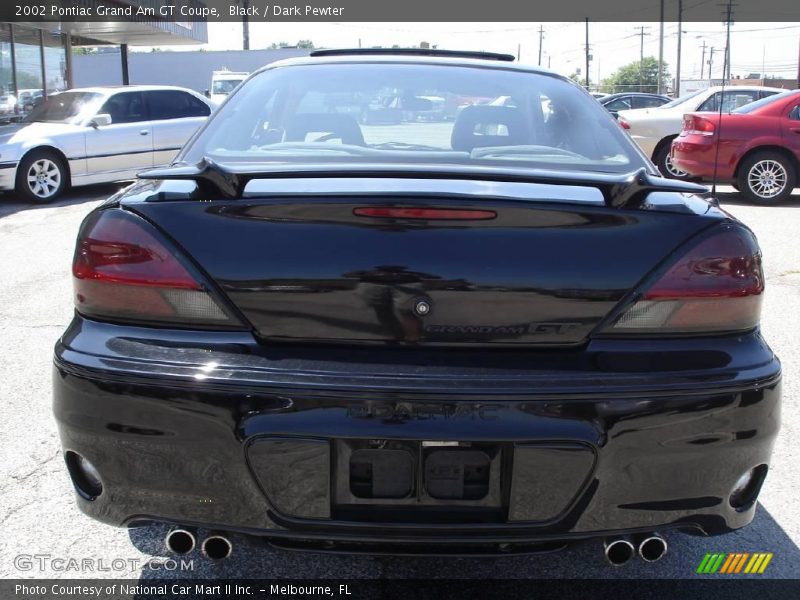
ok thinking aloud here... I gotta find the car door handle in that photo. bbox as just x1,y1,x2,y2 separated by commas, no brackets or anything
139,129,149,136
791,127,800,134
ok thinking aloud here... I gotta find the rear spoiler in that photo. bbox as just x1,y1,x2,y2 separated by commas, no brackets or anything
139,158,709,209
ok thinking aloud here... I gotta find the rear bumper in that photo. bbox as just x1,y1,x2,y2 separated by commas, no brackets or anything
53,316,781,547
672,139,735,180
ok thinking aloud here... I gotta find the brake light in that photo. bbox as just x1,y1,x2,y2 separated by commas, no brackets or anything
683,114,716,136
618,118,630,130
606,226,763,334
354,207,497,220
73,210,240,327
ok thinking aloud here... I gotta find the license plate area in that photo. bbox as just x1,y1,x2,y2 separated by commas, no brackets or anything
334,439,505,520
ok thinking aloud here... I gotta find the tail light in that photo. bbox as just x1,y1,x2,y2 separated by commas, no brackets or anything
683,114,716,136
618,118,631,130
604,225,763,334
73,209,242,328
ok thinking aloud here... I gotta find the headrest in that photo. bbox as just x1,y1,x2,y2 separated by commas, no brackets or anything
451,105,528,152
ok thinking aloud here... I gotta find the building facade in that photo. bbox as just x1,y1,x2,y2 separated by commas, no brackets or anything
1,1,208,106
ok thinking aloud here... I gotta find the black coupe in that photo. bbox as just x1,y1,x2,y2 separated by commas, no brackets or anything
54,49,780,564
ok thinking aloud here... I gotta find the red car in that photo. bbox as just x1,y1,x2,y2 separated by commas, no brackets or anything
672,89,800,204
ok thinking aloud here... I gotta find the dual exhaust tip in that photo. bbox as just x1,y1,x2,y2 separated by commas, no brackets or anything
604,533,667,566
165,528,233,561
166,526,664,565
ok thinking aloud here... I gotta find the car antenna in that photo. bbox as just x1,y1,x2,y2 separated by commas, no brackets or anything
710,0,734,197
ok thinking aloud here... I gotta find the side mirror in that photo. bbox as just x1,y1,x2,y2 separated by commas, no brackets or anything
89,113,112,128
204,89,211,98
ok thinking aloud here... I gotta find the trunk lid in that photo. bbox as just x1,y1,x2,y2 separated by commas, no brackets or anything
128,178,717,347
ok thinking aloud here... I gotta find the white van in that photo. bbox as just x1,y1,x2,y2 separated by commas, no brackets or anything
206,70,249,105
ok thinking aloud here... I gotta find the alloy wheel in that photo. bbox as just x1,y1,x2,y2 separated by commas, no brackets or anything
26,158,61,199
663,152,689,178
747,159,788,199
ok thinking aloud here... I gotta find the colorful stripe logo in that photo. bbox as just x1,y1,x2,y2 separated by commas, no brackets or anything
697,553,773,574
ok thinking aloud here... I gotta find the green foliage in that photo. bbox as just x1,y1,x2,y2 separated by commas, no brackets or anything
268,40,314,49
601,57,670,94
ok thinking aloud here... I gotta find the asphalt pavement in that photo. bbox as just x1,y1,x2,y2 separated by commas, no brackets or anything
0,183,798,581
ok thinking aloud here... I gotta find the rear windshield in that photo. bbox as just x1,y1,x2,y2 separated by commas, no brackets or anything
732,90,794,114
183,62,643,174
212,79,245,95
659,89,704,109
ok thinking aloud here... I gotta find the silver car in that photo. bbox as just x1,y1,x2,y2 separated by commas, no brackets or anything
0,85,212,202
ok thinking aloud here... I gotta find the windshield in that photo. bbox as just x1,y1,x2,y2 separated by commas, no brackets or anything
184,62,642,173
659,89,705,109
24,91,102,124
732,90,795,114
212,79,245,95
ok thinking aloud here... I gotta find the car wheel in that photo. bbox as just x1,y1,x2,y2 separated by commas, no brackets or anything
655,142,691,180
16,150,67,203
737,151,796,205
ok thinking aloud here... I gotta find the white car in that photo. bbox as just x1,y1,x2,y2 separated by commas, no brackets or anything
0,85,212,202
207,71,249,105
0,94,18,115
617,85,784,178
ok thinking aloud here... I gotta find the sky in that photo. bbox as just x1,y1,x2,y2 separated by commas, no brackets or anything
146,21,800,87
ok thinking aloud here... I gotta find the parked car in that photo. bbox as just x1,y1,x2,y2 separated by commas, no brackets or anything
672,89,800,204
599,92,670,119
618,86,784,178
0,85,212,202
17,89,44,113
206,70,249,106
0,94,17,115
54,49,780,562
591,92,607,100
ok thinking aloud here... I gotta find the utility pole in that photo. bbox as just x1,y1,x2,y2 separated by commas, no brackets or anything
720,0,735,84
242,0,250,50
676,0,683,96
538,25,545,66
658,0,665,94
700,40,707,80
584,18,590,89
708,47,716,84
634,26,650,92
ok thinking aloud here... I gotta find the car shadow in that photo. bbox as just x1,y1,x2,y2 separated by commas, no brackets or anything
0,182,131,219
128,505,799,581
715,190,800,208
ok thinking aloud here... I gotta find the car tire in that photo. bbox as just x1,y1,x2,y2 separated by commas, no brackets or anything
654,141,691,180
15,150,67,203
737,151,796,205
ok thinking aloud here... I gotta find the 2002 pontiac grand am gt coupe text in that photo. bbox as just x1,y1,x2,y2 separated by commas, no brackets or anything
53,49,781,564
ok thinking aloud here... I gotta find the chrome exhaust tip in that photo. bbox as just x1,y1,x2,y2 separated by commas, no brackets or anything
604,537,635,566
165,528,196,555
202,533,233,561
637,533,668,563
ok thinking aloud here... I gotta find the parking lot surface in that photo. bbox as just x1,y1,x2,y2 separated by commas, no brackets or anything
0,184,798,580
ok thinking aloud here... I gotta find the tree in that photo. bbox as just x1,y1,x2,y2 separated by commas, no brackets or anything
601,57,670,94
296,40,314,49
